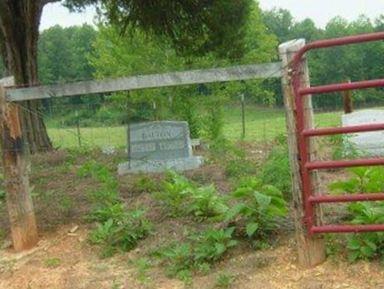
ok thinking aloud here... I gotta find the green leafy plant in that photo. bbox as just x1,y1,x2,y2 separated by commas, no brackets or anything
155,171,227,220
78,160,118,190
328,134,359,160
329,166,384,261
89,208,152,258
226,177,287,241
259,138,291,197
187,185,228,220
133,175,159,194
78,162,152,257
156,227,237,281
214,272,236,288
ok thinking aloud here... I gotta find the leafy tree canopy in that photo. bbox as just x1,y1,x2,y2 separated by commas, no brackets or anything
63,0,253,59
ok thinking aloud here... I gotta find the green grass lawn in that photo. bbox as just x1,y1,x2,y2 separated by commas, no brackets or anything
47,106,342,148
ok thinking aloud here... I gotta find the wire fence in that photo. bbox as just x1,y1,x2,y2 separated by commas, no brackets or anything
4,53,384,230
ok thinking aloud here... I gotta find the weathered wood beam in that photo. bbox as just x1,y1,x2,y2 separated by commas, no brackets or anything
6,62,282,102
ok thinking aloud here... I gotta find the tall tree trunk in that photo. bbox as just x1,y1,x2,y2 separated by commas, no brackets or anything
0,0,52,153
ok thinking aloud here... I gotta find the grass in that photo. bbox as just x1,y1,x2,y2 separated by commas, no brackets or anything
46,105,342,148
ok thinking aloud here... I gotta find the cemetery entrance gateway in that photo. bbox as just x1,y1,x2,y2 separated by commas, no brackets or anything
291,31,384,234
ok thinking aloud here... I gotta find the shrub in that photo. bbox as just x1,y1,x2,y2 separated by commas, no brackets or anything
329,166,384,261
226,177,287,241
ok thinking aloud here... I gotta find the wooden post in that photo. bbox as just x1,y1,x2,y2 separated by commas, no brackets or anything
241,93,246,139
279,40,326,267
0,83,38,251
343,79,353,114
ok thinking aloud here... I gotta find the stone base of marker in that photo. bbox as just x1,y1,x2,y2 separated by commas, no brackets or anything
118,156,203,175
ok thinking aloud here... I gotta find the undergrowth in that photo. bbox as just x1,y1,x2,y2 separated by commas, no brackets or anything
154,227,237,282
330,166,384,261
155,171,228,220
259,135,291,198
78,161,152,257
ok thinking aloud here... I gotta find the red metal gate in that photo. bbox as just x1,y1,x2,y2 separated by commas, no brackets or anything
291,32,384,234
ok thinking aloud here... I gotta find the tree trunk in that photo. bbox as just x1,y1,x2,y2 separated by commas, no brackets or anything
0,0,52,153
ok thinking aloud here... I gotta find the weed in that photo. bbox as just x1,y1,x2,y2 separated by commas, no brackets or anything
89,208,152,258
156,227,237,281
226,177,287,241
44,257,61,268
132,257,152,284
225,158,256,179
259,138,291,197
329,166,384,261
154,172,192,217
79,162,152,257
0,229,5,247
78,160,117,190
155,171,227,220
133,175,158,194
214,272,236,288
328,134,359,160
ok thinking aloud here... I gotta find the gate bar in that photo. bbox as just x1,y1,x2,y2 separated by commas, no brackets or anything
309,193,384,203
311,224,384,234
292,32,384,69
306,159,384,170
299,79,384,96
303,123,384,137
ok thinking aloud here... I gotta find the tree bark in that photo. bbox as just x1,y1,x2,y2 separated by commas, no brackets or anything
0,0,52,153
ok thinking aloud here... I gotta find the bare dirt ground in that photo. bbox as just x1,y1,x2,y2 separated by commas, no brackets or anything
1,224,383,289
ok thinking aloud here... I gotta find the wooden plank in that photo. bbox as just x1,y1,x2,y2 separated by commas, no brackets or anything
6,62,282,102
0,82,38,251
279,39,326,268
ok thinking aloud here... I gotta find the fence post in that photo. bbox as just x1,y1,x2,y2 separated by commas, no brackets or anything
0,83,38,251
279,39,326,267
241,93,246,139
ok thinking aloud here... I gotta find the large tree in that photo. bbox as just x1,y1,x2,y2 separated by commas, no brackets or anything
0,0,252,153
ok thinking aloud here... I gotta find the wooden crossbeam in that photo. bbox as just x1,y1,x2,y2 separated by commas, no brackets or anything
6,62,282,102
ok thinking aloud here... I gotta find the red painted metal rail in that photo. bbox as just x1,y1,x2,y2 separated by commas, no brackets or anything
291,31,384,234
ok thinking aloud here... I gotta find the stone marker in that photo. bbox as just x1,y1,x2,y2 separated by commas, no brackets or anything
118,121,203,174
342,109,384,155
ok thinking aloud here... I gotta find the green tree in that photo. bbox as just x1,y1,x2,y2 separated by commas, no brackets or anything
89,2,277,138
38,24,97,85
262,8,294,43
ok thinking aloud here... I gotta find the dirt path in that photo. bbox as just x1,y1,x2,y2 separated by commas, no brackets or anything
1,225,383,289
